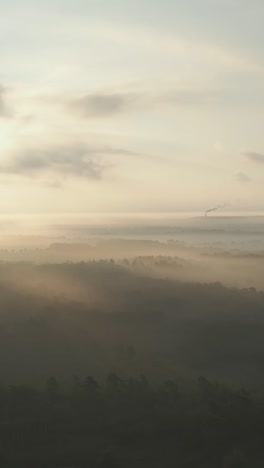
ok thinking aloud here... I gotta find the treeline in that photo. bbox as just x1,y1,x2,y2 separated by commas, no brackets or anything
0,374,262,467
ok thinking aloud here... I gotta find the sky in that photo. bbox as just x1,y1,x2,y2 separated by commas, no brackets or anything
0,0,264,214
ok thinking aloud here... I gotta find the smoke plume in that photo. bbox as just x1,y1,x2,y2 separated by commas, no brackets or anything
205,203,228,217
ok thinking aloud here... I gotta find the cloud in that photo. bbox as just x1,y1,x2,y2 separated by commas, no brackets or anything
235,171,251,183
68,92,137,117
66,86,219,118
243,151,264,164
0,141,159,184
0,143,120,181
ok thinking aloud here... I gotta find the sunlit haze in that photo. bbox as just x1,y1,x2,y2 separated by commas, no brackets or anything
1,0,264,214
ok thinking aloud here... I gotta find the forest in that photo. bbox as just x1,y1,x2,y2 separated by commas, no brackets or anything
0,260,264,386
0,374,261,467
0,258,262,465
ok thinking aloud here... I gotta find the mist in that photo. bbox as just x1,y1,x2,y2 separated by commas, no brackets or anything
1,214,264,466
1,214,264,384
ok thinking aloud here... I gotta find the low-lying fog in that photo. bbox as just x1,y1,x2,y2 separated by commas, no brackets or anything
0,213,264,290
0,213,263,388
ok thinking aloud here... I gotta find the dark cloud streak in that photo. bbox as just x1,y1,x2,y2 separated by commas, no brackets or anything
69,93,136,117
0,143,157,182
243,151,264,164
0,144,115,181
67,87,219,118
235,171,251,183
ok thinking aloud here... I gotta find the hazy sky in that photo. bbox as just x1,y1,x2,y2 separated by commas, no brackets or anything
0,0,264,213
